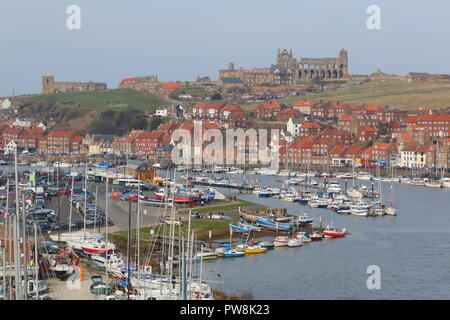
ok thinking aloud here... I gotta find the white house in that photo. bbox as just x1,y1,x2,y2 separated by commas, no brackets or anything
286,118,303,137
1,98,11,109
4,141,17,155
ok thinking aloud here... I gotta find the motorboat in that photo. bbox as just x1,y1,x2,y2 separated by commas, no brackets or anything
323,225,347,238
244,245,268,254
273,236,289,247
223,249,246,258
310,232,323,241
287,238,303,247
294,232,312,243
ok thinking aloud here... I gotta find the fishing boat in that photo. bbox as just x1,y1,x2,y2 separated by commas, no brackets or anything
223,249,246,258
350,200,369,217
255,217,292,232
323,225,347,238
139,196,174,207
287,238,303,247
238,221,262,232
229,223,252,233
294,214,314,226
273,236,289,247
337,203,351,215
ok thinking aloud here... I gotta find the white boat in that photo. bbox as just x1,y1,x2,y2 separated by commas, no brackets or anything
326,181,342,193
350,200,369,217
384,207,397,216
346,188,362,199
294,232,312,243
408,178,425,186
356,172,373,180
441,177,450,188
287,238,303,247
424,179,442,188
273,236,289,247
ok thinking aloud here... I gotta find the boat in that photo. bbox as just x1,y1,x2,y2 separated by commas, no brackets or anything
287,238,303,247
323,225,347,238
310,232,323,241
229,223,252,233
294,214,314,226
244,245,268,254
294,232,312,243
258,241,274,249
238,221,262,232
223,249,246,258
140,196,174,207
337,203,351,215
326,181,342,193
195,249,218,260
424,179,442,188
350,200,369,217
441,177,450,188
273,236,289,247
384,207,397,216
255,217,292,232
81,240,116,255
408,178,425,186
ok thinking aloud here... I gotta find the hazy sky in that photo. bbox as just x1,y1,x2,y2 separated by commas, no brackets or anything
0,0,448,97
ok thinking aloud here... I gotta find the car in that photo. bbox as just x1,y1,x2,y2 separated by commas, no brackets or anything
58,189,72,195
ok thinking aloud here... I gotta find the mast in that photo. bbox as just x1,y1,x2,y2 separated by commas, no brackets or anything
21,191,27,299
136,174,141,298
127,200,131,300
34,222,39,300
3,179,9,300
13,142,22,300
104,175,109,279
83,163,88,235
68,168,75,233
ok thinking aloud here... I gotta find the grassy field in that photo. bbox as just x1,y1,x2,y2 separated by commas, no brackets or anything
240,80,450,111
282,80,450,110
17,88,168,112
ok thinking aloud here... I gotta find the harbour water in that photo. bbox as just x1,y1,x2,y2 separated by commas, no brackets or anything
201,174,450,299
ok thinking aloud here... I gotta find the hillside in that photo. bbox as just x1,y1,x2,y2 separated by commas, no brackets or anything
240,80,450,111
281,80,450,110
14,89,169,134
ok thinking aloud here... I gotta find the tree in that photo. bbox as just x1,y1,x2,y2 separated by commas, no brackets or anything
211,92,222,101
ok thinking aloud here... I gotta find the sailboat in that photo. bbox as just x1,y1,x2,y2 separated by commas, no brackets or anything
384,184,397,216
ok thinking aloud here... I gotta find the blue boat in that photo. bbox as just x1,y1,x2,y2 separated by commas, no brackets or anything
238,221,262,232
223,249,246,258
229,223,252,233
255,217,293,231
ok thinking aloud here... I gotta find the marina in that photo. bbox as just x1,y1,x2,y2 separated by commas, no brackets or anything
1,160,450,300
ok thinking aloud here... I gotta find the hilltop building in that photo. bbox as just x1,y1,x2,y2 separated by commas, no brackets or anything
42,76,107,94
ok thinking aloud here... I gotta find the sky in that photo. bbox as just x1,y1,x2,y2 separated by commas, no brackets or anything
0,0,449,97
